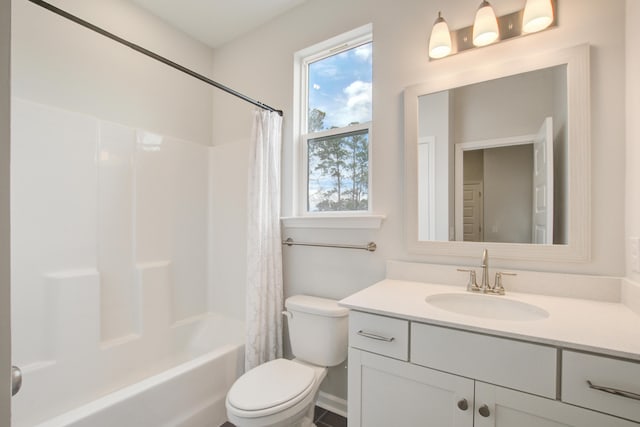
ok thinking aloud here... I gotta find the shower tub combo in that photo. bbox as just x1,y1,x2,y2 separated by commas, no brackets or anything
11,99,244,426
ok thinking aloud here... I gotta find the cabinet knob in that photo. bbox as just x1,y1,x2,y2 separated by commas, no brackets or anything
457,399,468,411
478,404,491,418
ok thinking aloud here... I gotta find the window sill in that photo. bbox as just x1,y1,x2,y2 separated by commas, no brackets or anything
281,214,385,229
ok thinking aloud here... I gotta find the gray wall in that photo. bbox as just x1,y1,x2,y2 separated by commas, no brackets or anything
483,145,534,243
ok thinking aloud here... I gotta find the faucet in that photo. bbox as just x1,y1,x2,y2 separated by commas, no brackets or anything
458,249,516,294
480,248,490,292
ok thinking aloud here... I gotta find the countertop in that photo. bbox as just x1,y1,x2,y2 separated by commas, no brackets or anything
339,279,640,362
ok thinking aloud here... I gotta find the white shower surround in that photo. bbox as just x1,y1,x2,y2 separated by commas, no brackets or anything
10,99,243,426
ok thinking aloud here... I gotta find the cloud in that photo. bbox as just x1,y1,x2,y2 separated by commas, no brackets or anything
342,80,372,124
353,44,372,62
322,80,372,127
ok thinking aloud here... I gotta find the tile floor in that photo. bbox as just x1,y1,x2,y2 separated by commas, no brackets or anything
220,406,347,427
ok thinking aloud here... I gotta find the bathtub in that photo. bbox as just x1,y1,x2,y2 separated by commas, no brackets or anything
13,312,245,427
36,343,243,427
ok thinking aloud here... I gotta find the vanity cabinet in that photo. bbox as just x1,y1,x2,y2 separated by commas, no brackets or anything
347,311,640,427
348,348,473,427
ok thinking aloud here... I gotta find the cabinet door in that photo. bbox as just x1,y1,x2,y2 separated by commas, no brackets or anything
474,382,639,427
348,348,474,427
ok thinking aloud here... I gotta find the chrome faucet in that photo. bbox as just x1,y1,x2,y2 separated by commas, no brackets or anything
480,248,490,292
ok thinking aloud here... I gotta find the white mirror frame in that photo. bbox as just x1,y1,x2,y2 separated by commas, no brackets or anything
404,44,590,262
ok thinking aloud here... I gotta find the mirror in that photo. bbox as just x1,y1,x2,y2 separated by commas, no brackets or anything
404,44,590,261
418,65,566,244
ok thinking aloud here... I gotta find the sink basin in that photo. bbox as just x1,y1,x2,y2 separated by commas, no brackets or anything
425,293,549,321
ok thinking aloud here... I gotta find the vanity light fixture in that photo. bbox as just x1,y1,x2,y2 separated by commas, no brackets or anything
522,0,554,33
428,12,452,59
472,1,499,47
427,0,556,60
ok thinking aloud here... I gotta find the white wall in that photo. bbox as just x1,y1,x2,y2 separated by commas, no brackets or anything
626,0,640,282
0,0,10,423
11,0,214,146
452,67,558,142
210,0,627,400
419,91,450,241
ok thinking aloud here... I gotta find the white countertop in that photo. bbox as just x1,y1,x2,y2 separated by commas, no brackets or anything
339,279,640,362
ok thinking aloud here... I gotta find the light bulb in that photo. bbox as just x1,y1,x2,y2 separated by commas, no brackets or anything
523,0,554,33
472,1,499,47
429,12,452,59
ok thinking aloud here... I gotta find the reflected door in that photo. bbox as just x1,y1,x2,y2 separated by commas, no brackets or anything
532,117,554,244
463,182,483,242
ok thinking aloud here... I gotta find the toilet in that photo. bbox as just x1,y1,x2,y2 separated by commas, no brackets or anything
225,295,349,427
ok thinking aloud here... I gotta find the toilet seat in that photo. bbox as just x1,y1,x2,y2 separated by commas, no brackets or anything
226,359,316,418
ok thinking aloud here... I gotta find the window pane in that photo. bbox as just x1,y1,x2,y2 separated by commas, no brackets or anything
307,130,369,212
308,42,372,132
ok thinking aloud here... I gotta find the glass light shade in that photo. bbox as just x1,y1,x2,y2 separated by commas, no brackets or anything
522,0,554,33
472,1,499,47
429,13,452,59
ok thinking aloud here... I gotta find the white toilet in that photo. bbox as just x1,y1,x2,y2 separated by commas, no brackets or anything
225,295,349,427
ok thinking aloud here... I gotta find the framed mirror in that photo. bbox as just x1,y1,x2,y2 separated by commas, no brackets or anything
404,44,590,261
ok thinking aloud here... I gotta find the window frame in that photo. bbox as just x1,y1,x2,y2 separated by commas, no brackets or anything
293,25,374,218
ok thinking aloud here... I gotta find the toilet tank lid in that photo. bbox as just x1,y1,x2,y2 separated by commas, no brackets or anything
285,295,349,317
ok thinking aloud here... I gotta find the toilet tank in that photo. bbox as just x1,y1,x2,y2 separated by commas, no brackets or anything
285,295,349,366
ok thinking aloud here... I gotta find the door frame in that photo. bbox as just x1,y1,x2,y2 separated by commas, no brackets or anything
454,134,536,241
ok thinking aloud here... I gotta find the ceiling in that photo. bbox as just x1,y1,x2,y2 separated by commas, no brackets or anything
131,0,307,48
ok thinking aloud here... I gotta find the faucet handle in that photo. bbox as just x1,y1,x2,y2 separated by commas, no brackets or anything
457,269,481,292
491,272,517,295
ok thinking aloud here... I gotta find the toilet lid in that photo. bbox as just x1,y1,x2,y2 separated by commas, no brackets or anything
227,359,315,412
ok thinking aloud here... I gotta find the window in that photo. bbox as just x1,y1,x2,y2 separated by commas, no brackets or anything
296,27,373,215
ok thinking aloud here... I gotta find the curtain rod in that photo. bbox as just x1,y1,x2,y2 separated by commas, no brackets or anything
26,0,284,117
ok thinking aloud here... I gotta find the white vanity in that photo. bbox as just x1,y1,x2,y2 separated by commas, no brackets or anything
340,263,640,427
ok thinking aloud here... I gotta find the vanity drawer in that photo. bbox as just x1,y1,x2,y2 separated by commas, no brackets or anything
562,351,640,423
411,323,557,398
348,311,409,361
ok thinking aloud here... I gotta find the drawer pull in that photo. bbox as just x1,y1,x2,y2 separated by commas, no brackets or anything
587,380,640,401
357,330,395,342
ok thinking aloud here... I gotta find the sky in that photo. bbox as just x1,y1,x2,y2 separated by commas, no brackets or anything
308,42,373,130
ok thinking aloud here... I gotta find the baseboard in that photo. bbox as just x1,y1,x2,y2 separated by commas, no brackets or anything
316,391,347,418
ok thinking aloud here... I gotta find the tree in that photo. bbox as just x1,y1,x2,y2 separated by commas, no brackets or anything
308,108,326,132
310,131,368,211
306,108,369,212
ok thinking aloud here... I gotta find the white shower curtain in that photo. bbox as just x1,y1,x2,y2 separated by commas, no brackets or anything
245,109,284,371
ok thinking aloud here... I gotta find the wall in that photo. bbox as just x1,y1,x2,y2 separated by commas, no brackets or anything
0,0,10,423
626,1,640,282
483,145,533,243
210,0,627,401
419,91,450,241
452,67,559,141
12,0,214,145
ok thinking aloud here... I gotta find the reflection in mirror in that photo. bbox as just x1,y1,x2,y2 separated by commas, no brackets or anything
417,65,567,244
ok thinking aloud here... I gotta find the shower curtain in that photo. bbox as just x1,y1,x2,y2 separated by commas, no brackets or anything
245,109,284,371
